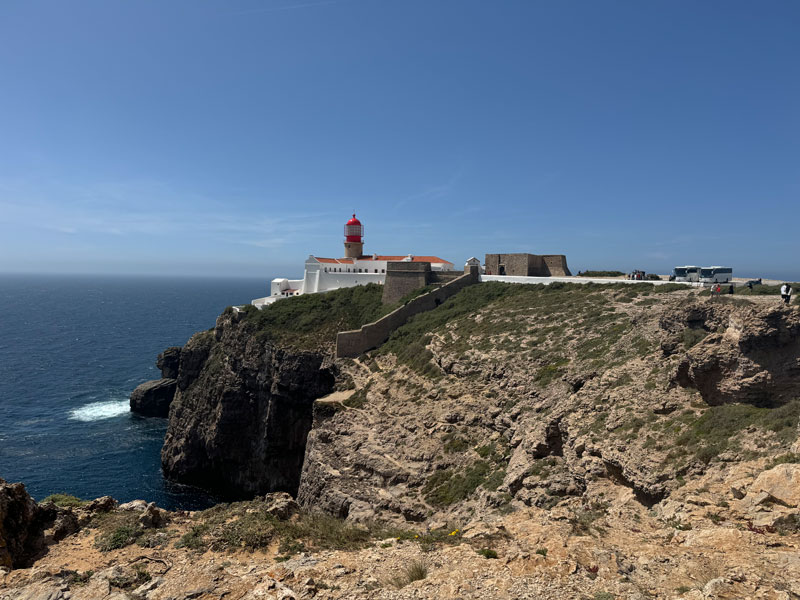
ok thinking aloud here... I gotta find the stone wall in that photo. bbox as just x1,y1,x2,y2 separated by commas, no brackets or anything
430,271,466,284
542,255,572,277
337,266,480,358
381,262,432,304
485,253,571,277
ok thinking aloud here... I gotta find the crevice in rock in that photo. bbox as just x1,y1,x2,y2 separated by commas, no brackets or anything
603,460,665,508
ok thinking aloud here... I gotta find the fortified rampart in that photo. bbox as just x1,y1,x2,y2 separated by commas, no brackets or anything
485,253,571,277
381,262,468,304
381,262,431,305
337,266,480,358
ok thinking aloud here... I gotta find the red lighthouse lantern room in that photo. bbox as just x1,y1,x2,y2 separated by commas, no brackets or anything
344,214,363,242
343,213,364,259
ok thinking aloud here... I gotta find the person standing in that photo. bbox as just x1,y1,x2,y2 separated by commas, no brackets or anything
781,283,792,305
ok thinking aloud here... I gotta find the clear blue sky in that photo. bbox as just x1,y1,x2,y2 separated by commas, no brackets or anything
1,0,798,280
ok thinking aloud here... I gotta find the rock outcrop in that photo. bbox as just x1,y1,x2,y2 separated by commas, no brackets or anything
156,346,182,379
160,310,335,498
0,480,79,569
129,379,177,417
129,347,183,417
0,479,45,569
672,304,800,405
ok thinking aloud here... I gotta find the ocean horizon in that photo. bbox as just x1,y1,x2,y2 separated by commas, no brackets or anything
0,273,272,510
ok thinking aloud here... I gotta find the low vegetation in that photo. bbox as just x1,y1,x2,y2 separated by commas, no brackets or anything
388,559,428,588
241,284,387,349
576,270,625,277
665,400,800,467
41,493,86,508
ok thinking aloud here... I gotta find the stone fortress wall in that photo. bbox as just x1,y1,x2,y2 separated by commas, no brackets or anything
380,262,468,305
485,253,571,277
337,264,480,358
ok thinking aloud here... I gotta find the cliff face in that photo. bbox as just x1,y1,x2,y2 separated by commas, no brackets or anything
299,286,800,525
160,309,335,498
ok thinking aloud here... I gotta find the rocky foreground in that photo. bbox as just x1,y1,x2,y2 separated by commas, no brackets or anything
2,463,800,600
4,283,800,599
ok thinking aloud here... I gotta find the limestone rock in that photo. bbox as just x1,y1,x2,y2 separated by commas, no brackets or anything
157,346,182,379
83,496,117,513
118,500,148,512
749,464,800,507
673,304,800,405
138,503,166,528
129,378,177,418
261,492,300,520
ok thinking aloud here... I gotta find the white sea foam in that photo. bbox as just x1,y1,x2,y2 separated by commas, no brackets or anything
69,399,129,422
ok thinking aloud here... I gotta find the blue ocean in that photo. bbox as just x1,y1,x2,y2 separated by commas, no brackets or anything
0,274,270,510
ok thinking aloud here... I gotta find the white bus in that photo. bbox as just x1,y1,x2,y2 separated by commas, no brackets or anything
699,266,733,284
673,265,700,282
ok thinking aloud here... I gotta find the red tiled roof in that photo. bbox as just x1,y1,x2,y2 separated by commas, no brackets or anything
314,255,453,265
316,257,352,264
371,255,453,264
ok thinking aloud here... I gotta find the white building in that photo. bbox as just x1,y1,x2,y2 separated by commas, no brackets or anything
252,214,454,308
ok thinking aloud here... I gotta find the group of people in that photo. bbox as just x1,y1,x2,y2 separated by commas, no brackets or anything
708,282,793,304
709,283,735,297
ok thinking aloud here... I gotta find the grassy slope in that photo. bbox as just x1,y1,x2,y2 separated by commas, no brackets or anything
241,284,387,350
376,282,800,481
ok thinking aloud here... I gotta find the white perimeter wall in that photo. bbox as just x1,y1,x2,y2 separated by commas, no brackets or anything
314,270,385,292
481,275,701,287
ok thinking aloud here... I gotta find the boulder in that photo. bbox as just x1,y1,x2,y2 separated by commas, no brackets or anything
138,503,166,529
262,492,300,520
750,464,800,508
157,346,182,379
130,379,177,418
84,496,118,513
118,500,148,512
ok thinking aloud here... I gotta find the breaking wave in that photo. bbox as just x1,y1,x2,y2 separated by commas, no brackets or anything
69,399,130,422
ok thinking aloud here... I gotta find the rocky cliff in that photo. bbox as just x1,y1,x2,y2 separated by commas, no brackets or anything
4,284,800,598
129,347,182,418
298,285,800,527
160,309,336,498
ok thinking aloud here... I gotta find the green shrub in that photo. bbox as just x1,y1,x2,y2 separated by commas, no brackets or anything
535,547,548,557
96,523,141,551
682,328,708,349
477,548,498,559
389,560,428,587
175,525,209,550
577,271,625,277
423,461,492,506
41,493,86,508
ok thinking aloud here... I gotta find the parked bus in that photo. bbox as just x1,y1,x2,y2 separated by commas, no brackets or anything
673,265,700,282
699,266,733,284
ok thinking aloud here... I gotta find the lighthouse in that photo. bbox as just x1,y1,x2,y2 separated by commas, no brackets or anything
251,212,455,307
343,213,364,259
